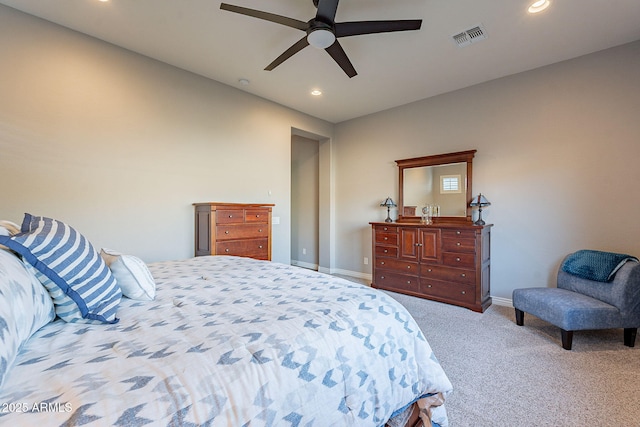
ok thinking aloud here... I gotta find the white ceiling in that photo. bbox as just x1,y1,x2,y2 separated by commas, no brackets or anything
2,0,639,123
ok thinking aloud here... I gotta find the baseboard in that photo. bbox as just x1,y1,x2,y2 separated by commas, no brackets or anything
330,268,372,282
291,260,319,271
491,296,513,307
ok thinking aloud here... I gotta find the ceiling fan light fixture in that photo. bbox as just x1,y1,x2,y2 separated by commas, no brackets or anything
307,28,336,49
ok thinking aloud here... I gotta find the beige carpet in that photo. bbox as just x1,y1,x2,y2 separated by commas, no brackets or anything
383,290,640,426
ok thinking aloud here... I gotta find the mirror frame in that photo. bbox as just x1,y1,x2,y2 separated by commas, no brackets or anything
396,149,476,223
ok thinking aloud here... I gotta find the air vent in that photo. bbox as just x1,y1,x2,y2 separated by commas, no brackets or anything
452,24,488,47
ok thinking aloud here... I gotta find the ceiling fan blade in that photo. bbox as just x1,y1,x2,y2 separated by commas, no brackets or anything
265,36,310,71
220,3,307,31
325,40,357,78
335,20,422,37
315,0,340,23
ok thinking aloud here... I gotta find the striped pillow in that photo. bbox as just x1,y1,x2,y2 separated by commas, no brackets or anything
0,214,121,324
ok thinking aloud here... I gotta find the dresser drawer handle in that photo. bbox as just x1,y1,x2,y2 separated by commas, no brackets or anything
380,261,385,265
225,249,230,252
415,243,422,247
383,249,388,253
456,231,461,235
258,229,263,233
461,273,466,278
383,227,388,231
256,214,260,218
456,257,461,262
426,284,432,288
225,231,230,234
461,290,466,295
381,276,385,279
406,280,411,284
406,265,411,269
228,215,233,218
259,245,263,249
384,237,388,240
456,242,461,246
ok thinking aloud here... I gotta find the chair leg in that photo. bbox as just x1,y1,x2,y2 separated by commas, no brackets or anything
515,308,524,326
560,329,573,350
624,328,637,347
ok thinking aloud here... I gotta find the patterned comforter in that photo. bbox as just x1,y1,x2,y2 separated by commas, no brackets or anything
0,256,452,426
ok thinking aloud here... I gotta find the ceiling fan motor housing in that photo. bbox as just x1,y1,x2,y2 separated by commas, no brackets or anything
307,21,336,49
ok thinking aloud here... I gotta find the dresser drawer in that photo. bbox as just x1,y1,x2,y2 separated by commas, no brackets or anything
216,224,269,241
245,209,270,223
442,252,476,269
216,210,245,224
374,271,419,293
375,245,398,258
376,258,418,273
375,225,398,233
216,238,269,259
420,264,476,285
420,278,476,305
442,229,476,240
375,232,398,246
442,237,476,253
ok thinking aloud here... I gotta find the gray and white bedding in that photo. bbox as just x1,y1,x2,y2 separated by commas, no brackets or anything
0,254,452,426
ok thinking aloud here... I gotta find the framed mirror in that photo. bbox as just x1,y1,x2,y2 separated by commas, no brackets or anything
396,150,476,223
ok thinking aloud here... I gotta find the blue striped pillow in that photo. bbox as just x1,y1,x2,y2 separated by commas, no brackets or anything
0,214,121,324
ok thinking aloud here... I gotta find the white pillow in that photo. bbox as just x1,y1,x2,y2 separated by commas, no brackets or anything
100,249,156,301
0,249,55,388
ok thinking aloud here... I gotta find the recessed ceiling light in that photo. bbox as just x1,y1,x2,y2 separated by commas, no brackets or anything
310,89,322,96
528,0,550,14
238,78,250,86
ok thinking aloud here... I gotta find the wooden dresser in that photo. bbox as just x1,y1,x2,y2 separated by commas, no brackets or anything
370,221,492,312
194,203,274,260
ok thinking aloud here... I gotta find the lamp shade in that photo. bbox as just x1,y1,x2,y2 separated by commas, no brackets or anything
380,197,397,208
469,193,491,207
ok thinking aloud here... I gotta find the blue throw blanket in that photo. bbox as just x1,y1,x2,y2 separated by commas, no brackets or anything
561,249,639,282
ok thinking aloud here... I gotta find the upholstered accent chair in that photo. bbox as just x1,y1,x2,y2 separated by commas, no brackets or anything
512,251,640,350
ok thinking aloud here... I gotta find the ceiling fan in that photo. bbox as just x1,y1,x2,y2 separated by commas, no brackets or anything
220,0,422,78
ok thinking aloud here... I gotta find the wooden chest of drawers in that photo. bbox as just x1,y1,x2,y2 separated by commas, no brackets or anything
194,203,274,260
370,221,492,312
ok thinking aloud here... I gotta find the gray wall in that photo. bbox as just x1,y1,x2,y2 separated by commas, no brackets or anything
333,40,640,300
291,135,319,269
0,5,333,264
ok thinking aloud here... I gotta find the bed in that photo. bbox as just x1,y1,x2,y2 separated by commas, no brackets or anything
0,215,452,427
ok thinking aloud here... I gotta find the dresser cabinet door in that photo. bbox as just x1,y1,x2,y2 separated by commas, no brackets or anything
399,228,419,260
419,228,441,263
